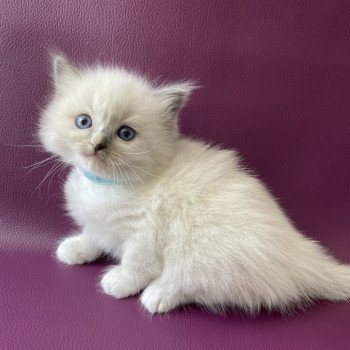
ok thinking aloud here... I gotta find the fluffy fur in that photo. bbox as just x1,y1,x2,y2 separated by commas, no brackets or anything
39,54,350,314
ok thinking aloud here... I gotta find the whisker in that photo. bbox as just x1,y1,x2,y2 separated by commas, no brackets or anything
26,158,60,174
35,161,62,192
24,154,60,170
116,162,126,186
116,164,124,186
119,163,134,191
117,144,162,156
5,143,42,148
116,164,120,184
48,163,67,189
117,157,144,184
117,150,152,155
116,157,161,179
108,161,118,184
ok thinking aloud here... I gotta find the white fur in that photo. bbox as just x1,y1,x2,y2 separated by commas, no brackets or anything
39,54,350,314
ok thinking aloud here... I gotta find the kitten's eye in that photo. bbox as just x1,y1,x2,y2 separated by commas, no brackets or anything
76,114,92,129
117,126,136,141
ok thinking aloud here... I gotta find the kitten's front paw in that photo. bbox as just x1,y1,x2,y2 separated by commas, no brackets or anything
56,235,101,265
141,281,182,314
101,266,141,299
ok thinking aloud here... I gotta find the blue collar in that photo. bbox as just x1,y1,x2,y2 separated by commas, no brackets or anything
81,170,122,185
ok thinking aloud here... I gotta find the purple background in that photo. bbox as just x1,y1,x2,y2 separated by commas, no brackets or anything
1,1,350,349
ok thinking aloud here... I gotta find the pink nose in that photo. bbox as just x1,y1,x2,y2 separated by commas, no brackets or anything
93,143,106,152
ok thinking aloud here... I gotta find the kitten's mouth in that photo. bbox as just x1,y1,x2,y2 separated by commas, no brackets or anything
78,149,107,171
80,156,110,178
84,152,97,158
82,142,108,158
82,148,104,158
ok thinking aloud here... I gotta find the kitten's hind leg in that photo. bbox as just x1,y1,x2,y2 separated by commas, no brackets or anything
140,276,188,314
101,238,161,299
140,257,195,313
56,232,103,265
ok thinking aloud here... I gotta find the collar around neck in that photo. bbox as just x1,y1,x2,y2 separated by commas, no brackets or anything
81,169,123,185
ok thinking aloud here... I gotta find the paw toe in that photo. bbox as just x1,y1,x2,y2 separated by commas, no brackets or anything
141,284,180,314
56,241,86,265
101,267,139,299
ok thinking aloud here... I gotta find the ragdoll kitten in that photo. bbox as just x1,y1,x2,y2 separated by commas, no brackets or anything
39,54,350,314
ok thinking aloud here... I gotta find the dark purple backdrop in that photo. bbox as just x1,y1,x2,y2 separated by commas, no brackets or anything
1,1,350,349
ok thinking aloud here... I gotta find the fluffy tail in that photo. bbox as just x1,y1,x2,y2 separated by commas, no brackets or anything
292,237,350,303
311,263,350,301
258,239,350,311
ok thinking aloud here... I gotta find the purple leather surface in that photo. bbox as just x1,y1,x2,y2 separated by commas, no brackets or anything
1,1,350,349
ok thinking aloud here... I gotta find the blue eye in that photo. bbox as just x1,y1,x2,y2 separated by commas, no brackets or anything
117,126,136,141
76,114,92,129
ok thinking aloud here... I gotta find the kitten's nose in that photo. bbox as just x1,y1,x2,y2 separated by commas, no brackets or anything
91,131,108,154
93,143,106,152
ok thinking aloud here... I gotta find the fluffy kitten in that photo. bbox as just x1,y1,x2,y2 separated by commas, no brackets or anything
39,54,350,314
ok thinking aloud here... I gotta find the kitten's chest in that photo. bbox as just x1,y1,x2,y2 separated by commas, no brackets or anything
65,170,148,232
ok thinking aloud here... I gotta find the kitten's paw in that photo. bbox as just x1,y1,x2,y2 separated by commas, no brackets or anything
101,266,141,299
56,235,101,265
141,281,182,314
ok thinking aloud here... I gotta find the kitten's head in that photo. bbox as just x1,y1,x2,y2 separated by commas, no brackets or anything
39,54,193,183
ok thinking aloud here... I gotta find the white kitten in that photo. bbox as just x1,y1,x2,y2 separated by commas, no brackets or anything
39,54,350,314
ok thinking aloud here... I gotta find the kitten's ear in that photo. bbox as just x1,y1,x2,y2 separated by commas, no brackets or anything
155,82,195,117
51,53,80,89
